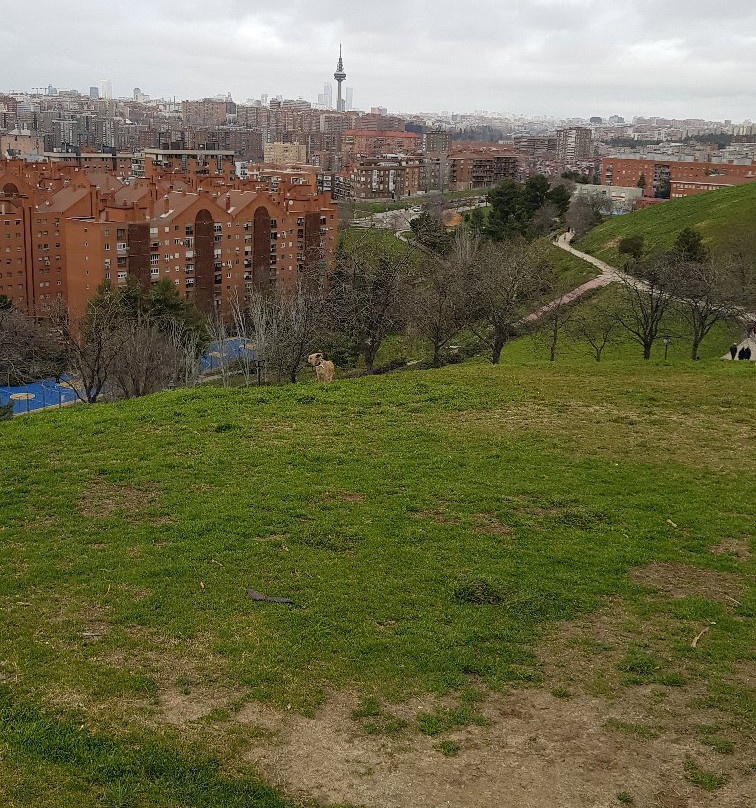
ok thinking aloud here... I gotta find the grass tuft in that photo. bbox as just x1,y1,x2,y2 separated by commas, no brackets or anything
683,755,728,791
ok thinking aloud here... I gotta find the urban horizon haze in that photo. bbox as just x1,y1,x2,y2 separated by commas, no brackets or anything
1,0,755,119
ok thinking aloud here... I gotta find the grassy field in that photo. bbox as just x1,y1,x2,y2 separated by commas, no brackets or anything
576,183,756,265
1,354,754,806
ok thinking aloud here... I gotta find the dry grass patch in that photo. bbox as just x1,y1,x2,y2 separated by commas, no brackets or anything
220,686,753,808
472,513,513,536
629,563,743,602
78,480,158,520
452,403,756,474
709,538,751,562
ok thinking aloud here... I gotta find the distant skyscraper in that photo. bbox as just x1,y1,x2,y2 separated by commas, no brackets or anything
261,94,268,105
345,87,354,111
323,82,333,109
100,79,113,100
89,86,100,100
333,45,346,112
133,87,141,101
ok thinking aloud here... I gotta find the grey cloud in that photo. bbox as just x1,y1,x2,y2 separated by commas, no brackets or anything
1,0,754,119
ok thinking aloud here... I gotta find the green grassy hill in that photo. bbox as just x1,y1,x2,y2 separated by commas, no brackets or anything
1,360,754,806
576,183,756,265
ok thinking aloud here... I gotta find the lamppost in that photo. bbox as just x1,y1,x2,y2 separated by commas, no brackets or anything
663,335,671,361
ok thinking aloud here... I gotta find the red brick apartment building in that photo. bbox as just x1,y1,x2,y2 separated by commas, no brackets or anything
341,130,421,162
448,145,520,190
0,158,338,320
601,157,756,198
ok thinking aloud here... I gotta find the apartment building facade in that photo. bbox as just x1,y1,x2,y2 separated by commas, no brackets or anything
556,127,592,162
263,142,308,166
601,156,756,197
0,159,338,319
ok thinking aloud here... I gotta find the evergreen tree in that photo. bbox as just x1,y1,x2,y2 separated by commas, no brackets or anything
674,227,709,263
547,184,571,216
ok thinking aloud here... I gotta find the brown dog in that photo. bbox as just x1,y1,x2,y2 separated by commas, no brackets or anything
307,352,335,382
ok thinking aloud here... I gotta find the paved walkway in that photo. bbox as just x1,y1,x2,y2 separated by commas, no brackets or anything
520,232,627,324
552,232,756,360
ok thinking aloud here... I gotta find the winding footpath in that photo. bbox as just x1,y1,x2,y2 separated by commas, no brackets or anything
550,232,755,361
522,232,635,324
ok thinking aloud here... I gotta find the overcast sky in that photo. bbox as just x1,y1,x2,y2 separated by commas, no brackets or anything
2,0,754,120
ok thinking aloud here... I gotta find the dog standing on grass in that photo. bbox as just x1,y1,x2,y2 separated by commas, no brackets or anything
308,353,335,383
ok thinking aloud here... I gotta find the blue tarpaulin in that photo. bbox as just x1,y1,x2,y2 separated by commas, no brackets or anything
0,377,80,415
199,338,257,372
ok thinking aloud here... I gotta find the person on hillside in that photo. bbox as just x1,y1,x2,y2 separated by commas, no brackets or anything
730,343,738,360
737,347,746,360
745,346,752,361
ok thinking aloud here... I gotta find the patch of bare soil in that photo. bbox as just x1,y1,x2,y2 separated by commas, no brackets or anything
326,491,366,504
630,562,743,601
414,507,461,526
78,480,157,519
472,513,512,536
160,686,241,726
537,601,753,808
709,538,751,562
227,688,751,808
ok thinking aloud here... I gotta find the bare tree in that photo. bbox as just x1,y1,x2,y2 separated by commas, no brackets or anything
229,289,257,386
615,259,681,360
566,193,608,237
408,231,475,367
109,316,181,400
207,307,231,387
280,280,326,383
570,299,620,362
248,280,325,384
167,319,203,389
47,294,123,403
530,201,561,238
328,233,414,374
0,308,65,385
468,238,555,364
675,259,738,360
532,294,576,361
717,231,756,316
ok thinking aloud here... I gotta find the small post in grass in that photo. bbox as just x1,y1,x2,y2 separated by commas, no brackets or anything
663,335,671,361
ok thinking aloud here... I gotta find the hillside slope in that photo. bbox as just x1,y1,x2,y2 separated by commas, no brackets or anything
576,183,756,265
1,362,754,807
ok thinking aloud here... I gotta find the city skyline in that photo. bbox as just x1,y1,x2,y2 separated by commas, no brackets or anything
1,1,755,119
